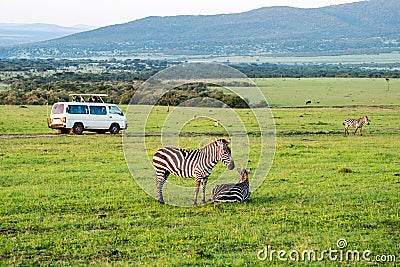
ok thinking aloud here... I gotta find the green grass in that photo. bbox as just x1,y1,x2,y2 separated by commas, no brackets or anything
236,78,400,107
1,78,400,265
1,132,399,265
0,105,53,135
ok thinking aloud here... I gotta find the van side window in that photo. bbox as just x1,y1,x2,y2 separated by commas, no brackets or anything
90,106,107,115
68,105,88,114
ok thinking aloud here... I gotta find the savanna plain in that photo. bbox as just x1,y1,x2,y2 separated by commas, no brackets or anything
1,78,399,266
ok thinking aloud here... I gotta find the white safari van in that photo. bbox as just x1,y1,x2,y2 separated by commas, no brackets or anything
48,94,127,134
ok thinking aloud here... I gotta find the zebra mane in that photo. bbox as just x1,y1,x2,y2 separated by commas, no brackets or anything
202,138,229,149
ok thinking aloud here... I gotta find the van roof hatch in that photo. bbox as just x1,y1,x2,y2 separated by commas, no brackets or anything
69,94,108,103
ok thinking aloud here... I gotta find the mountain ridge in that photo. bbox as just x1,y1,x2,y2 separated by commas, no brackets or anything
1,0,399,58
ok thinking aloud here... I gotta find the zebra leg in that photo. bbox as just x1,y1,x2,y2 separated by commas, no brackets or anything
201,177,209,204
194,178,201,206
344,126,349,135
156,171,169,204
360,127,363,136
353,127,358,135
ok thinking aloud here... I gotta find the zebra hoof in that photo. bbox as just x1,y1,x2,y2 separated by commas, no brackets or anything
158,199,165,204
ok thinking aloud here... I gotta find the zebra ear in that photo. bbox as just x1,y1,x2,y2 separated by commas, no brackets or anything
217,139,230,146
237,168,241,173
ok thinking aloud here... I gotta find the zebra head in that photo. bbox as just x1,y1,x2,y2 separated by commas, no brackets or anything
238,168,251,183
364,116,370,125
216,139,235,170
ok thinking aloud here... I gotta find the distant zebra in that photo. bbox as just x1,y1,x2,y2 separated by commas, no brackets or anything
210,168,251,203
153,139,235,206
343,116,370,136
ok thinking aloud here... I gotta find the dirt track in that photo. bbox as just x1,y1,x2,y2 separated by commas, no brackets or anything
0,134,60,139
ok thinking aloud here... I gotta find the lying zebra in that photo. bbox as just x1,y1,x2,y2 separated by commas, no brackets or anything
210,168,251,203
343,116,370,136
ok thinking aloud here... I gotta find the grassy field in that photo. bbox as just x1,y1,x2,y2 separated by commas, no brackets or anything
1,78,399,266
232,78,400,107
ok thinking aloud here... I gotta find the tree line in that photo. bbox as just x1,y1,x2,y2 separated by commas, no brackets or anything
233,62,400,78
1,59,399,106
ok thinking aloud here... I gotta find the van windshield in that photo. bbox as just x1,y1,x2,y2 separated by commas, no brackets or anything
109,106,124,115
51,104,64,115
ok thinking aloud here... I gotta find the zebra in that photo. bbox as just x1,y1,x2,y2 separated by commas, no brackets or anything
153,138,235,206
209,168,251,203
343,116,370,136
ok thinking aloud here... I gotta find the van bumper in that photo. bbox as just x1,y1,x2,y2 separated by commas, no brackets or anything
49,123,66,129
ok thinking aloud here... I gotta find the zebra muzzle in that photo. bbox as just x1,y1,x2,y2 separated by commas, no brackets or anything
227,159,235,170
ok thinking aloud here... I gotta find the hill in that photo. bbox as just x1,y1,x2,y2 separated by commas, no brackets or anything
0,23,93,47
1,0,399,58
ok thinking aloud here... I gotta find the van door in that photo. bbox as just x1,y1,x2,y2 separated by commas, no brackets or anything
87,105,109,129
66,104,89,129
108,105,126,129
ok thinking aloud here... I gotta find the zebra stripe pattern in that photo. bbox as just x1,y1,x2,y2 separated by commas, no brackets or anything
210,168,251,203
343,116,370,136
153,138,235,206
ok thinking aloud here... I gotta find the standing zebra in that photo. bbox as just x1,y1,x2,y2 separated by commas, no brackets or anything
153,138,235,206
210,168,251,203
343,116,370,136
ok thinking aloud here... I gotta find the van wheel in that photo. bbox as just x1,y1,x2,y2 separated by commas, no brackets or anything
109,124,120,134
73,123,84,135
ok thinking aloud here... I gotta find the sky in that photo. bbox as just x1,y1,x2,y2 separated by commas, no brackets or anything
1,0,364,28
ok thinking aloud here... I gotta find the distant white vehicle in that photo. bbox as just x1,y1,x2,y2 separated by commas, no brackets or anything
48,94,127,134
